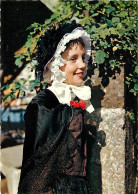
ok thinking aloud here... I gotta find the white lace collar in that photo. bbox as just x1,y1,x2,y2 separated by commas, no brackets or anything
48,82,94,113
43,27,91,83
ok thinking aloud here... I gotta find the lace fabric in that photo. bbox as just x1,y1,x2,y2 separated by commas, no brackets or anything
65,108,87,177
43,55,66,83
18,123,81,193
43,27,91,83
47,175,92,194
48,82,95,113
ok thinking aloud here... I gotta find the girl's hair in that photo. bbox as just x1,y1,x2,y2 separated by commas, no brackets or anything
65,38,85,50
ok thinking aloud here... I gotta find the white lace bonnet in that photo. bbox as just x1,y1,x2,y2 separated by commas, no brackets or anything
42,27,91,83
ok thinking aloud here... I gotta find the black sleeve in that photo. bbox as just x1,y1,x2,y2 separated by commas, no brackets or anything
18,101,73,193
21,89,60,165
21,100,72,168
22,102,50,165
19,100,55,186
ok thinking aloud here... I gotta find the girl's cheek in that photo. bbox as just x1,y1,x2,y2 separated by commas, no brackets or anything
69,63,77,70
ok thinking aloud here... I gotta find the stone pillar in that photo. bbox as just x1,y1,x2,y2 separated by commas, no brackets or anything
86,67,136,194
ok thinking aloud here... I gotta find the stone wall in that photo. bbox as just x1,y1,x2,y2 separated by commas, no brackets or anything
86,67,136,193
90,67,124,109
87,108,125,194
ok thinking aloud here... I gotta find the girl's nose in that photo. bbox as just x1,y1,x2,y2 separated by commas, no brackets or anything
78,58,86,69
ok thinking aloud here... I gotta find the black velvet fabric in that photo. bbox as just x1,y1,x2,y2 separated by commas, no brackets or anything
47,175,92,194
18,89,92,194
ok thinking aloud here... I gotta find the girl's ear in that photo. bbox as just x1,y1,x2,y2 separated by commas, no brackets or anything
60,65,66,72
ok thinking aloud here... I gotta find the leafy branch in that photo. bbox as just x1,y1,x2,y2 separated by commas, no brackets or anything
1,0,137,103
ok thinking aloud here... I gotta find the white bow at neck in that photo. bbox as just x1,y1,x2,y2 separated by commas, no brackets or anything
48,82,94,113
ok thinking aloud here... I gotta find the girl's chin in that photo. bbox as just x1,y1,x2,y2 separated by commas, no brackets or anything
67,80,83,86
63,76,84,86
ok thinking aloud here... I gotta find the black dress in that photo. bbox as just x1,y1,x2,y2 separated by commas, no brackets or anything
18,89,92,194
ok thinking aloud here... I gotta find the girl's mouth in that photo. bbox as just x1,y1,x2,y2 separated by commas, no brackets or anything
74,72,83,78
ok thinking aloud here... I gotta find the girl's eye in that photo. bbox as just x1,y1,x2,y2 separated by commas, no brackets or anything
70,57,76,61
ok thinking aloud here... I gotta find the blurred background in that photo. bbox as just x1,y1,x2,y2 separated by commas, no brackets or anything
1,1,52,193
1,0,52,146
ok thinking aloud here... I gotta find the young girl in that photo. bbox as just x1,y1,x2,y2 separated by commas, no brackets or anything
18,21,94,194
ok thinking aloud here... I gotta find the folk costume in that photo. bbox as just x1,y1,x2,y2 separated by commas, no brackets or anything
18,21,94,194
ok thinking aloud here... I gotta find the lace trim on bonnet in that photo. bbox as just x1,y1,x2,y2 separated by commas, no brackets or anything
43,27,91,83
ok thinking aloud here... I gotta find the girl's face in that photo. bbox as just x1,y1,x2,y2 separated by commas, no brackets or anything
60,44,86,86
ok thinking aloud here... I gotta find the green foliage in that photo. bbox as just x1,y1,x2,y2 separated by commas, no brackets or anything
129,109,135,123
29,79,41,91
94,50,109,65
1,80,27,102
1,0,137,102
15,54,25,67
